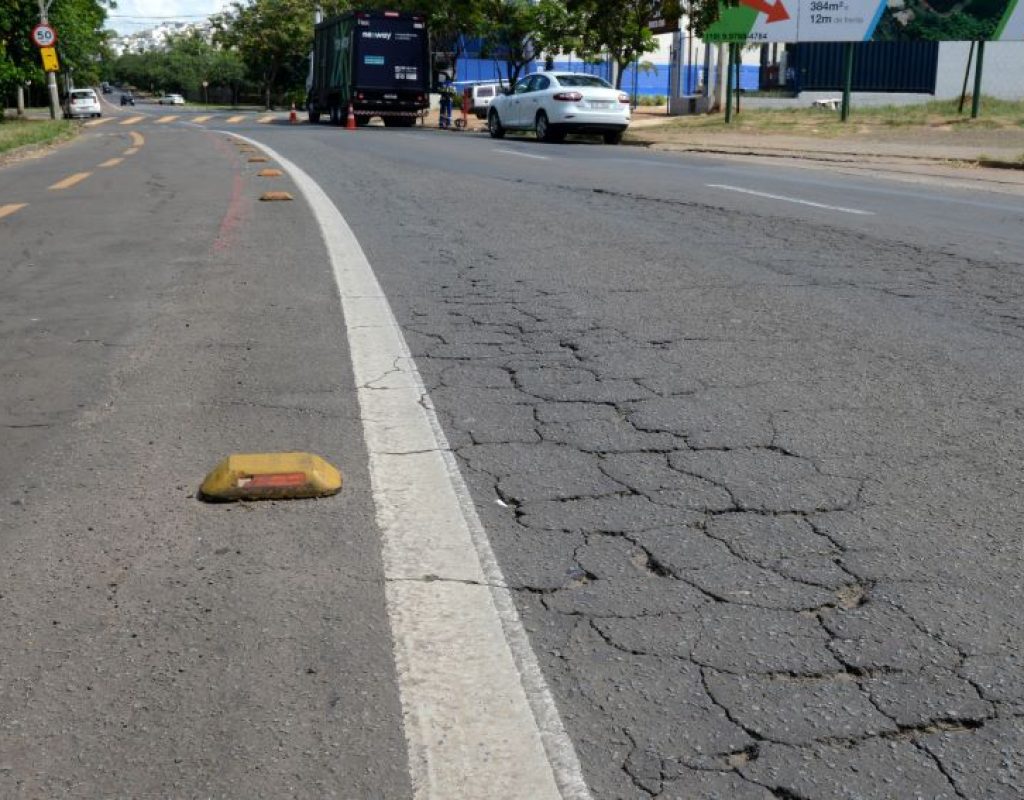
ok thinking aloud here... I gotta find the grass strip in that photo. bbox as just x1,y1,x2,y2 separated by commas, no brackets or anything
0,118,77,156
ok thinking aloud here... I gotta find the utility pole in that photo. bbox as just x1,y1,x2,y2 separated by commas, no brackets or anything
37,0,61,120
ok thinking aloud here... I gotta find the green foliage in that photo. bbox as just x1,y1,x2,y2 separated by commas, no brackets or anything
2,0,113,105
567,0,681,87
213,0,343,108
111,32,247,100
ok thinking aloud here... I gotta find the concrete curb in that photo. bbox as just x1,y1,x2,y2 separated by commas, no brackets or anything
623,137,1024,172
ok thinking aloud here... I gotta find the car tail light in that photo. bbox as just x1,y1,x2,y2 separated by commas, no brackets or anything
552,91,582,102
618,93,630,104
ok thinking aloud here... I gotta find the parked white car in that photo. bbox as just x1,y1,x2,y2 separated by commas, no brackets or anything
487,72,630,144
158,93,185,105
64,88,102,119
464,82,504,119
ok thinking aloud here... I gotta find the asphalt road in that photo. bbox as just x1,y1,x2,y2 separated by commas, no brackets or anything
2,101,1024,799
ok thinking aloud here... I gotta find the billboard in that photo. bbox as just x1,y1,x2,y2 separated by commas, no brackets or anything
705,0,1024,42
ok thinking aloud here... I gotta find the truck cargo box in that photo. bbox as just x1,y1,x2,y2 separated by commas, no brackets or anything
307,10,430,127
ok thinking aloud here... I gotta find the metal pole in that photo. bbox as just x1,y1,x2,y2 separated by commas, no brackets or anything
735,46,741,115
37,0,60,120
840,42,854,122
958,41,975,115
971,40,985,119
725,43,735,123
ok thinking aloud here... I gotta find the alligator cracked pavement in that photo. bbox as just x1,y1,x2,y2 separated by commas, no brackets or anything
366,167,1024,799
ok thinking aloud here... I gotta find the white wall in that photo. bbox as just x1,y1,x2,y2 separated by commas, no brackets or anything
936,41,1024,99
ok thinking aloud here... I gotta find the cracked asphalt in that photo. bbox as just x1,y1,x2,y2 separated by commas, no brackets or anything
4,112,1024,799
245,125,1024,799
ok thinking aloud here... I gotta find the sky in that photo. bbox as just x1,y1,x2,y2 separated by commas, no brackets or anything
106,0,230,35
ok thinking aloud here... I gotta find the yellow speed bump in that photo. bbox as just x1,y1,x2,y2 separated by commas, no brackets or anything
258,168,283,177
260,191,293,201
200,452,342,501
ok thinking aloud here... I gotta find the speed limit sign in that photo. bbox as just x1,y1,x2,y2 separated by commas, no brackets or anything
31,23,58,48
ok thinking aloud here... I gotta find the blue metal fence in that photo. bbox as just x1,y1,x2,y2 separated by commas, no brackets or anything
451,57,759,97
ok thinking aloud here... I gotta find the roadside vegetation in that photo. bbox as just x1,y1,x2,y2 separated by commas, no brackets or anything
0,118,75,156
636,97,1024,137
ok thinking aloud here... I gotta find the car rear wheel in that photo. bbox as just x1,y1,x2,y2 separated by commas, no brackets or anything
603,130,623,145
535,111,563,143
488,109,505,139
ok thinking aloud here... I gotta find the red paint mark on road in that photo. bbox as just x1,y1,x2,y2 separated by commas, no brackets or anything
213,169,247,254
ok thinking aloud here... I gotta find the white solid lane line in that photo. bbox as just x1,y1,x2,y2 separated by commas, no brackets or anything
706,183,875,215
226,133,591,800
496,148,549,160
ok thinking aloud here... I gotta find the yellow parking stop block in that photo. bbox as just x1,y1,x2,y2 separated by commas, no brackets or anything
248,156,269,162
258,168,283,177
260,191,293,201
200,452,342,501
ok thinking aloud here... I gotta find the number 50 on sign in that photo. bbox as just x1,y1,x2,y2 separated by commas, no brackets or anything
31,23,58,47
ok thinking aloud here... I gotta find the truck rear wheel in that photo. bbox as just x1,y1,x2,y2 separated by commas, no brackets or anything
329,106,341,126
308,106,320,124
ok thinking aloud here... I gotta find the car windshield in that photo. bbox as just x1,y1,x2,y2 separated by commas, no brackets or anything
71,91,94,100
553,75,612,89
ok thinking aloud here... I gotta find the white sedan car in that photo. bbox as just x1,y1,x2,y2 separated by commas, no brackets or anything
158,93,185,105
487,72,630,144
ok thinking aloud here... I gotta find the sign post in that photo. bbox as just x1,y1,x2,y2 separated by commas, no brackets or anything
33,1,61,120
840,42,854,122
971,41,985,119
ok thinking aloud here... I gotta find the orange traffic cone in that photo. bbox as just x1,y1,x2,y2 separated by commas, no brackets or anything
345,102,357,130
289,103,297,124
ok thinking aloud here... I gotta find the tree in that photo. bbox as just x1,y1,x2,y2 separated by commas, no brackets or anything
568,0,682,88
1,0,112,113
479,0,573,88
213,0,333,109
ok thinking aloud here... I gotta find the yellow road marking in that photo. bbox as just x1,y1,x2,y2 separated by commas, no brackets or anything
85,117,113,127
193,114,213,123
120,115,145,125
130,131,145,146
257,115,275,123
49,172,92,190
123,147,139,156
226,115,246,123
99,157,123,168
0,203,27,220
156,115,177,124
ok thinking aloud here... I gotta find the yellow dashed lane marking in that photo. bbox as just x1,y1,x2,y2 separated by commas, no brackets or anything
120,115,145,125
193,115,213,123
0,203,27,219
85,118,113,127
130,131,145,146
49,172,92,190
226,115,246,123
123,147,139,156
257,115,275,123
99,157,123,168
156,115,177,124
